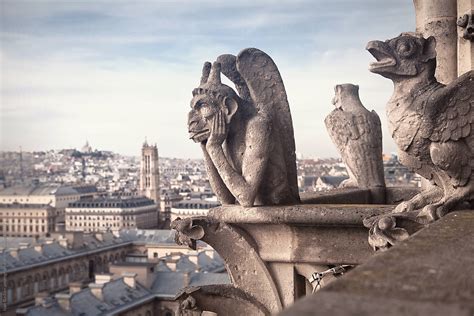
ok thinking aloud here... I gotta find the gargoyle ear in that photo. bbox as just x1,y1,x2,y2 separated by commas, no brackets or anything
421,36,437,62
224,97,238,124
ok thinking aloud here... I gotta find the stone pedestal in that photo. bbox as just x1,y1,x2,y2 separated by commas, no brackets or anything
172,188,419,315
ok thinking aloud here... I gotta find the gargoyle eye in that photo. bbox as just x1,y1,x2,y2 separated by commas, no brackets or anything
397,40,415,58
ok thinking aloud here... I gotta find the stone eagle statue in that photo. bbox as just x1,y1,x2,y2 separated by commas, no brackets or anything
325,84,385,190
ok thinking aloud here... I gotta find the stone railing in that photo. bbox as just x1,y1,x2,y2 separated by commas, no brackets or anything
172,187,418,315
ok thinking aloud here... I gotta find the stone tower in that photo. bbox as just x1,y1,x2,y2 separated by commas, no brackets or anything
140,140,160,204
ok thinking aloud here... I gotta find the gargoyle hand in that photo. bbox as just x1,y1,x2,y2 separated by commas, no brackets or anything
206,111,227,148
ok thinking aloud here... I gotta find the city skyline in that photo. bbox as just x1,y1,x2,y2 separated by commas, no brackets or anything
1,0,415,158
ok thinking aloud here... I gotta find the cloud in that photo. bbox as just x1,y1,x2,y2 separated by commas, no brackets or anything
1,0,415,158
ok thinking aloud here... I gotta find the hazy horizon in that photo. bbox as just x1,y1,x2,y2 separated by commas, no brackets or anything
1,0,415,159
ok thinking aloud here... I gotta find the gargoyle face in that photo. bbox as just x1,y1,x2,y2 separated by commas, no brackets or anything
188,95,220,143
188,61,240,143
366,33,436,79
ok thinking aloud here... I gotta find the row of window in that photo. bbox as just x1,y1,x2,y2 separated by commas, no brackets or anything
69,222,135,227
0,225,49,232
68,215,135,220
0,218,49,223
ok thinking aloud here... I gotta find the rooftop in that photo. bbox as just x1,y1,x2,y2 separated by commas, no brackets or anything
68,196,155,209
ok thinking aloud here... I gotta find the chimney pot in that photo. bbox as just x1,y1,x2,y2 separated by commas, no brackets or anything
89,283,104,301
95,273,113,285
55,293,71,311
34,244,43,253
9,248,19,258
69,282,82,294
121,272,137,289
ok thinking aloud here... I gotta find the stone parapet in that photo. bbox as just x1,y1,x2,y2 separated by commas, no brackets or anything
172,189,403,315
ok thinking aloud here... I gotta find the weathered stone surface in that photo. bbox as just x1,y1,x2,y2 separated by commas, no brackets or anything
187,48,300,207
176,285,269,316
300,187,420,205
457,12,474,41
280,211,474,316
208,204,390,226
413,0,458,83
171,202,394,314
325,84,385,198
457,1,474,76
366,33,474,250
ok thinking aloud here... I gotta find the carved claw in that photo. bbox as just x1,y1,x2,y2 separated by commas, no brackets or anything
178,295,202,316
364,212,424,251
392,200,415,213
171,217,205,250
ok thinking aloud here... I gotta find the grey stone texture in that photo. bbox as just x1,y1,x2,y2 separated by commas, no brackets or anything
366,32,474,250
280,211,474,316
187,48,300,207
325,84,385,200
414,0,458,83
457,12,474,41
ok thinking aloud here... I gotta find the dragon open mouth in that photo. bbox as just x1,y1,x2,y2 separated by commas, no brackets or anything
366,41,396,71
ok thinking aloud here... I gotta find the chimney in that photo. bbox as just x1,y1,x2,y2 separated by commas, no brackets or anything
188,253,199,270
19,242,29,249
166,260,177,271
204,249,214,259
69,282,82,294
55,293,71,311
15,308,28,315
89,283,104,301
95,274,112,285
94,233,103,242
34,244,43,253
122,272,137,289
183,271,191,287
58,236,68,248
35,292,49,306
9,248,18,258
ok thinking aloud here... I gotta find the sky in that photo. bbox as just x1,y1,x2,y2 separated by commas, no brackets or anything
0,0,415,158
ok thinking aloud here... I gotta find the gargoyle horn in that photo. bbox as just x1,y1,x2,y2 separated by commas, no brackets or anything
200,62,211,85
208,61,222,84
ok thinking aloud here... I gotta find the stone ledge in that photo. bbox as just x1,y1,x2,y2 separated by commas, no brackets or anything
280,210,474,316
208,204,393,226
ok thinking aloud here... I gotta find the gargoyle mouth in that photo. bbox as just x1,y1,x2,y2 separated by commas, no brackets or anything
366,41,396,71
189,129,210,142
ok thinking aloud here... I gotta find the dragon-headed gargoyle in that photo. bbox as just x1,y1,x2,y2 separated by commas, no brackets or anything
364,33,473,250
187,48,300,207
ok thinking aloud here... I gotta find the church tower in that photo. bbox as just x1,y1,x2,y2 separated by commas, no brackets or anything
140,140,161,204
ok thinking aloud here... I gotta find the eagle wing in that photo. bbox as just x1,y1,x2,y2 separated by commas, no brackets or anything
325,110,358,151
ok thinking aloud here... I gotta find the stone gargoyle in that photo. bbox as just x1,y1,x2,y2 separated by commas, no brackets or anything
325,84,385,191
364,32,474,250
187,48,300,207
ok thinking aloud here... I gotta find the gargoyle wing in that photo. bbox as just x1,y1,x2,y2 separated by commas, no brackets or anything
236,48,299,194
425,71,474,144
216,54,251,103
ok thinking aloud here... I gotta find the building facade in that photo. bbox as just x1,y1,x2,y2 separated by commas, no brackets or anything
65,197,158,232
140,142,160,204
0,204,57,237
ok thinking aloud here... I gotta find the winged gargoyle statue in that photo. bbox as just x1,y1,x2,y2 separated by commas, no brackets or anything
364,32,474,250
187,48,300,207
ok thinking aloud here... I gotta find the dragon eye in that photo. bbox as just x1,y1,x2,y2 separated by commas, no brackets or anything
397,40,415,58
